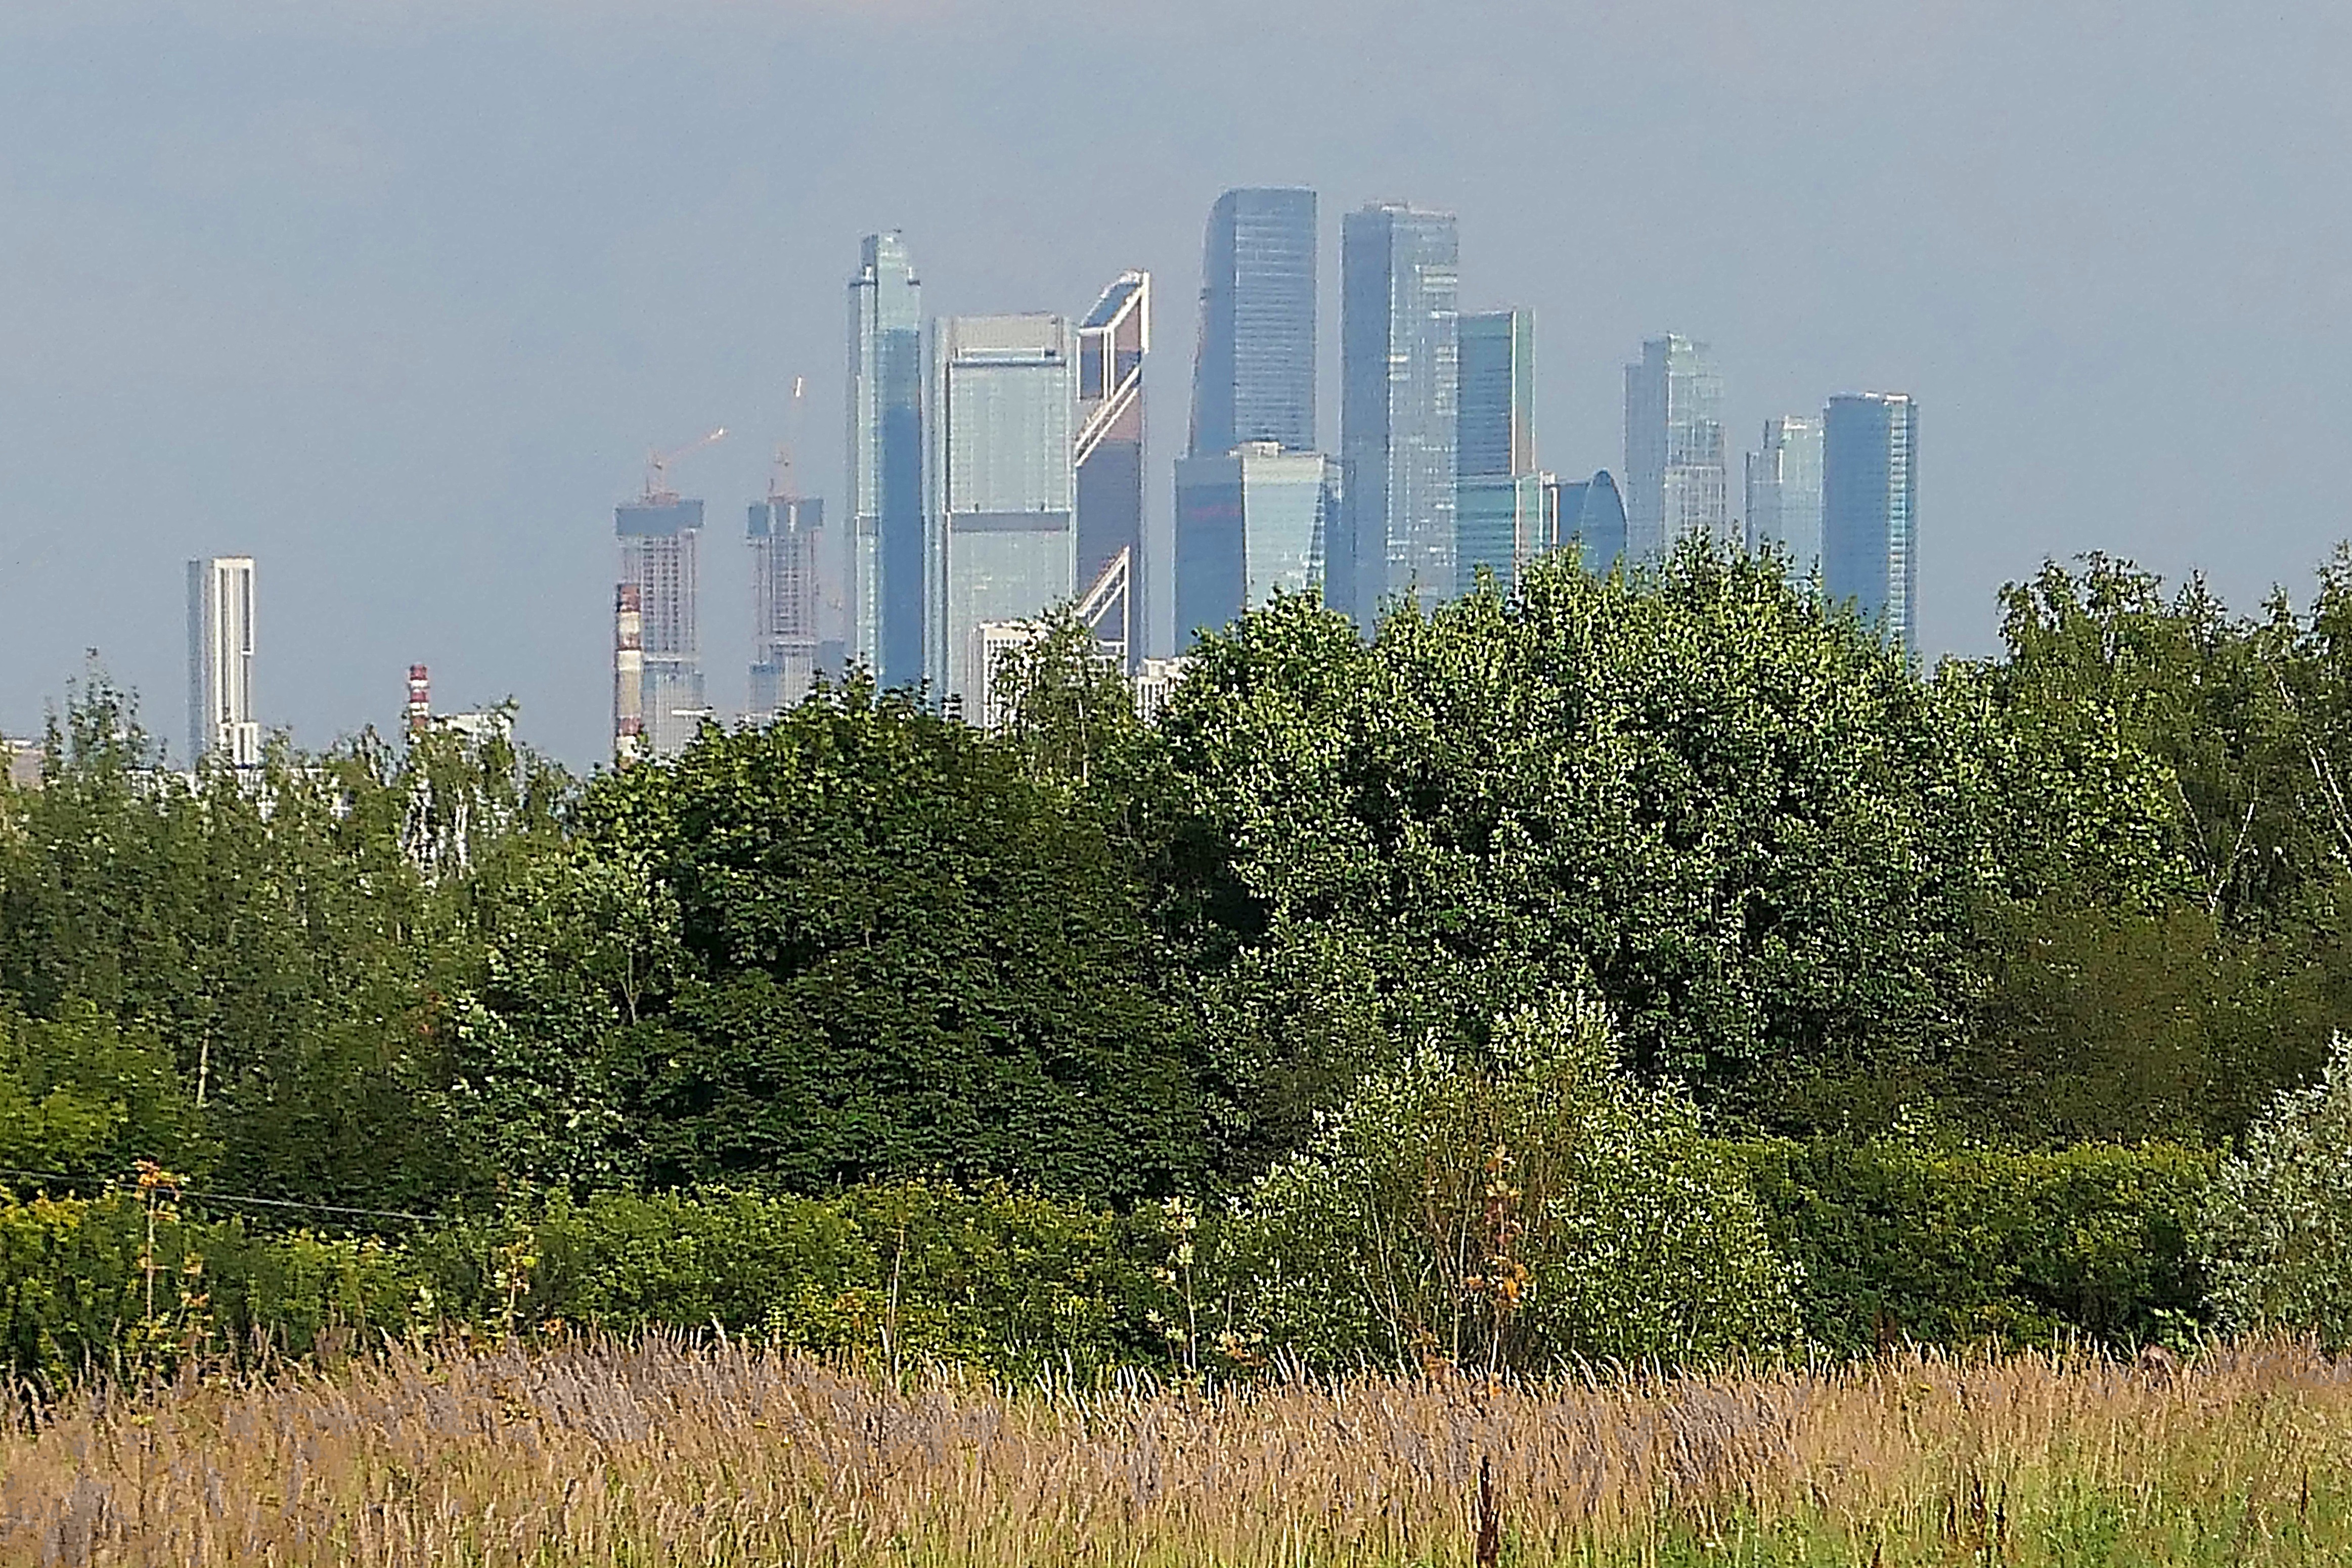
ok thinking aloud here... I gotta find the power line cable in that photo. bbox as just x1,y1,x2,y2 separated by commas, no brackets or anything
0,1167,446,1225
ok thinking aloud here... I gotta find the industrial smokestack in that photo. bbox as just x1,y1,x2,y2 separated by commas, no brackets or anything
406,663,431,735
614,584,645,763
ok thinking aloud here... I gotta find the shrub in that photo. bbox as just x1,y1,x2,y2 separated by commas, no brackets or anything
2199,1033,2352,1349
1738,1138,2213,1352
1224,996,1801,1371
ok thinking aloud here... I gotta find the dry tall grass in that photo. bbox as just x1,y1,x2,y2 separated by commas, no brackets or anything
4,1335,2347,1566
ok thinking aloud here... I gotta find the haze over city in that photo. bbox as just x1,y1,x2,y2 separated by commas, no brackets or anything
4,0,2346,763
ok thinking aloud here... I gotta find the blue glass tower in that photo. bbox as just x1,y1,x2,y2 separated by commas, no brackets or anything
1174,441,1340,643
1822,393,1919,650
1455,307,1538,595
1190,189,1317,460
1340,202,1458,623
848,233,925,688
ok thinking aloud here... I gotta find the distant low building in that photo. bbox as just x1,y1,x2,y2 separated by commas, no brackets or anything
5,737,41,791
1131,656,1190,724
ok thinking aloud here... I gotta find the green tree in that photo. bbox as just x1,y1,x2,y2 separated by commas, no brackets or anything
578,677,1203,1202
1152,544,2003,1142
2198,1033,2352,1349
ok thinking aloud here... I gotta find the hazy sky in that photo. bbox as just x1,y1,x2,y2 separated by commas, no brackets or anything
5,0,2348,764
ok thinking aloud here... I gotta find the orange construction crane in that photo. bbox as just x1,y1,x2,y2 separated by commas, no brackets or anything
643,427,727,501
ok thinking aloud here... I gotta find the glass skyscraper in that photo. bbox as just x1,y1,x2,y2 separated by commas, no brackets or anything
1822,392,1919,651
848,233,924,688
1455,307,1538,596
1745,415,1824,577
1544,471,1628,571
1340,202,1459,623
1189,188,1317,460
928,313,1077,709
1623,335,1728,561
1076,270,1150,662
1174,441,1339,643
1456,308,1535,480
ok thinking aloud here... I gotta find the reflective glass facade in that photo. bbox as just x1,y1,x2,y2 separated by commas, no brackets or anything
1745,415,1824,578
929,314,1077,708
1076,271,1150,657
1174,441,1337,642
1457,309,1535,482
1623,335,1727,560
1823,392,1919,650
848,233,924,687
1454,474,1546,597
1190,189,1317,459
1340,203,1458,624
1545,470,1627,571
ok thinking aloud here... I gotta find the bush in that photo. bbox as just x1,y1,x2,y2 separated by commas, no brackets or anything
1738,1138,2213,1352
0,1188,420,1380
2199,1034,2352,1349
497,1184,1180,1377
1224,997,1801,1371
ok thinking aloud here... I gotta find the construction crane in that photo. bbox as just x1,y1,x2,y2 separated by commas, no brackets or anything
770,377,807,500
643,427,727,502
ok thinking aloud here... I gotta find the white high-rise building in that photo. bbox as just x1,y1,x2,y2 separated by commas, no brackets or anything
187,556,260,769
1623,335,1728,560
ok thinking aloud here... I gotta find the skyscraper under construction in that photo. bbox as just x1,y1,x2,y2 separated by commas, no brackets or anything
616,476,708,759
748,468,824,724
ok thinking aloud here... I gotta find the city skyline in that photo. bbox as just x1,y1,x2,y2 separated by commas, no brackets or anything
12,4,2326,761
168,187,1928,764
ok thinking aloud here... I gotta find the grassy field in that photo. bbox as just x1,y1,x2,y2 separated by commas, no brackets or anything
5,1336,2348,1566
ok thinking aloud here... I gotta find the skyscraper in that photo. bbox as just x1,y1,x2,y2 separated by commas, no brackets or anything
929,312,1077,709
1076,270,1150,665
1189,188,1317,460
848,233,925,687
616,493,706,758
1544,470,1629,571
1340,202,1459,623
1823,392,1920,651
1174,440,1340,643
186,555,259,769
1623,335,1728,560
1745,415,1825,577
1456,308,1535,481
747,479,824,724
1455,307,1540,595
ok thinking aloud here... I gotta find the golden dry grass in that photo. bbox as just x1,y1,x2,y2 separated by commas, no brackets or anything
3,1335,2348,1566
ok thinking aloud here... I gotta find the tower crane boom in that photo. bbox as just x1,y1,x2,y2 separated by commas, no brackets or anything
644,427,727,500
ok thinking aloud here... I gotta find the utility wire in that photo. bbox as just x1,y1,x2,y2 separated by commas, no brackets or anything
0,1167,447,1225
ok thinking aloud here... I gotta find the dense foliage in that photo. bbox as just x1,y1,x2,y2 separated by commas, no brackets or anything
5,539,2352,1372
2199,1033,2352,1349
